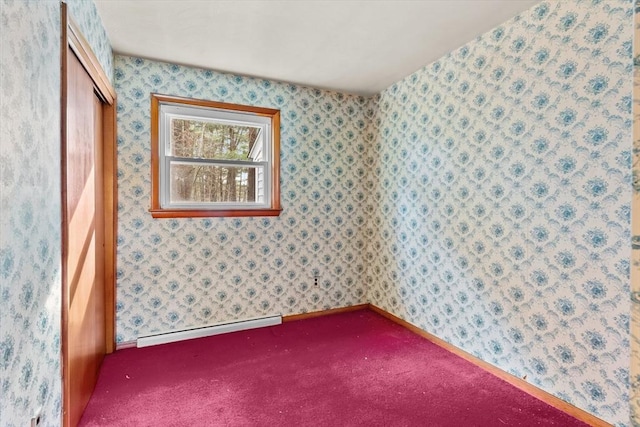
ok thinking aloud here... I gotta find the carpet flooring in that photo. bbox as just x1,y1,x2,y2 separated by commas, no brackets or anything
79,309,590,426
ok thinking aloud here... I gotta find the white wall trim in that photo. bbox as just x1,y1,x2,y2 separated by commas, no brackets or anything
137,315,282,348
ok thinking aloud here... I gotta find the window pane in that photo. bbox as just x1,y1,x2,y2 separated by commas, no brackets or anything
169,162,264,204
170,118,263,161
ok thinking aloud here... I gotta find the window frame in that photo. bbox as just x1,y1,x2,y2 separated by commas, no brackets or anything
150,93,281,218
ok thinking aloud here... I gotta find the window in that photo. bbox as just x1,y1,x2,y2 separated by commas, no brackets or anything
150,94,281,218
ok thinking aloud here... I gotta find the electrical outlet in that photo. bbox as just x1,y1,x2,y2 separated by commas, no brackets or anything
30,408,42,427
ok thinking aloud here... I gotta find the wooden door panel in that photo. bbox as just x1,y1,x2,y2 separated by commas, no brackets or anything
67,171,95,301
93,94,106,359
66,60,95,217
64,47,105,427
68,233,97,425
62,7,116,426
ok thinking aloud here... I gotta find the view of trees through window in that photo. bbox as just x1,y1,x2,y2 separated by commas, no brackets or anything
169,118,262,203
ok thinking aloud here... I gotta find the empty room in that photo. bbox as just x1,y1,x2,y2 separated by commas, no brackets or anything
1,0,639,426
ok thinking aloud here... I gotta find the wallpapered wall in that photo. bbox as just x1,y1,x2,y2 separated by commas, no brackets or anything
365,1,633,426
2,0,634,425
0,1,61,424
67,0,113,81
114,2,637,425
114,56,370,343
0,0,112,425
630,2,640,426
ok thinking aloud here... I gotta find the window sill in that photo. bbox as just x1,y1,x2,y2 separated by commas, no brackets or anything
149,207,283,218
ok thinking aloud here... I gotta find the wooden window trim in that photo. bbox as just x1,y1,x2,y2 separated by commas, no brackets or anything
150,93,282,218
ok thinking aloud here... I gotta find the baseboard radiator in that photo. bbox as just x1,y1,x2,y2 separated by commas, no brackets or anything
136,315,282,348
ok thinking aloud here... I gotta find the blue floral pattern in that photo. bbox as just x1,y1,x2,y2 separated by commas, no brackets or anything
630,2,640,426
366,1,633,426
115,56,370,343
2,0,637,426
67,0,113,80
1,2,62,425
115,2,635,425
0,0,111,425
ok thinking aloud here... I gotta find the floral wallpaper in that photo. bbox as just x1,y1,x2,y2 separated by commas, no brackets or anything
365,1,633,426
0,0,111,426
114,1,638,424
67,0,113,82
2,0,637,425
630,1,640,425
0,2,62,425
114,56,370,343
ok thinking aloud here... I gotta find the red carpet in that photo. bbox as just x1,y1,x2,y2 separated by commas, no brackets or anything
79,310,589,426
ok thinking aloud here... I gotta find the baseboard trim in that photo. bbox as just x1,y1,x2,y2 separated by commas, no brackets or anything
137,315,282,348
282,303,369,322
115,340,136,350
368,304,612,427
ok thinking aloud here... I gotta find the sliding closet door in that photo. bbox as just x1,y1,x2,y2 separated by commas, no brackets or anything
61,5,117,425
63,46,106,427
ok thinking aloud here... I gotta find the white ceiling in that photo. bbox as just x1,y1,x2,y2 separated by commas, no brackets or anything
94,0,540,96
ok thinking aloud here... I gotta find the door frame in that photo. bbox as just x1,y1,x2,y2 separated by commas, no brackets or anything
60,2,117,425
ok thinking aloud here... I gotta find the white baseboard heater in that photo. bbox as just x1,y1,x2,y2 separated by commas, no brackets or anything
136,315,282,348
